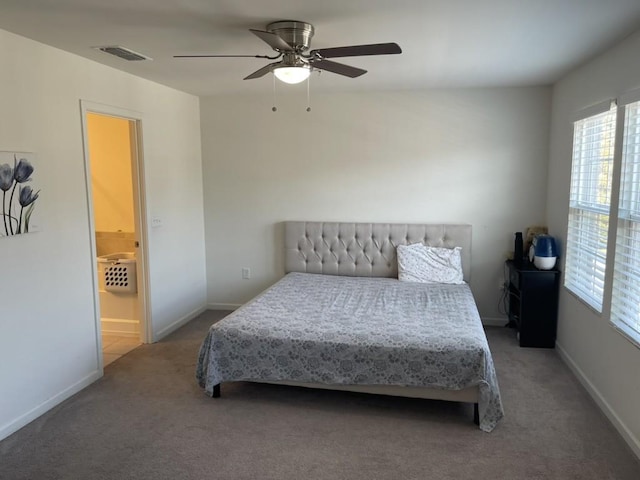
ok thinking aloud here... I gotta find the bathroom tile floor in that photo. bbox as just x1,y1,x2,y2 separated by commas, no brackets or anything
101,334,141,367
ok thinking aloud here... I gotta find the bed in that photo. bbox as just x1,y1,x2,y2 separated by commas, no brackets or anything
197,222,504,432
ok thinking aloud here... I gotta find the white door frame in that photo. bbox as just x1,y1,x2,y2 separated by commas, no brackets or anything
79,100,152,370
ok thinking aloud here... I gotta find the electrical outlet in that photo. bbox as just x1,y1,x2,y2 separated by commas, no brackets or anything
242,267,251,280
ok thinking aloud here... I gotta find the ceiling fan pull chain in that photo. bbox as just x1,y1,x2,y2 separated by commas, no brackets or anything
306,75,311,112
272,74,277,112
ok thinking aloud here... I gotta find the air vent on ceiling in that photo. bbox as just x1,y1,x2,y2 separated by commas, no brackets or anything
94,46,152,61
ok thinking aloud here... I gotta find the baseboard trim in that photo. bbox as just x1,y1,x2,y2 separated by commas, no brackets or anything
207,302,241,311
556,341,640,461
101,317,139,336
0,370,101,442
482,316,508,327
154,305,207,342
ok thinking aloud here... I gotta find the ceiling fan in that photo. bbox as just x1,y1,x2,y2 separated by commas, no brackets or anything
174,20,402,84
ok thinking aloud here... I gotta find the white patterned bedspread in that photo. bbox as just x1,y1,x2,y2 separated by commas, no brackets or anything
197,272,504,432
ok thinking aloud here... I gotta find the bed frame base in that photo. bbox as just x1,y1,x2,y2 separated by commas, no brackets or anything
211,382,480,425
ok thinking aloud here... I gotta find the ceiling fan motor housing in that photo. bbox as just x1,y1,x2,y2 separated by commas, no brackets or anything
266,21,314,52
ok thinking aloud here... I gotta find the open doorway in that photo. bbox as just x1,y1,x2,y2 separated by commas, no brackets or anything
80,102,150,370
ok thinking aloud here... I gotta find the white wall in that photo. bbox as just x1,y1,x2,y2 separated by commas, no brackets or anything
200,87,551,322
547,29,640,457
0,29,207,440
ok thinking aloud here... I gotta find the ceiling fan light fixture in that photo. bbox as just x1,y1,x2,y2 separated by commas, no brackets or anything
273,65,310,84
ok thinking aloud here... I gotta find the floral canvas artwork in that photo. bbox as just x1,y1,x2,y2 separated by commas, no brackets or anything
1,151,40,237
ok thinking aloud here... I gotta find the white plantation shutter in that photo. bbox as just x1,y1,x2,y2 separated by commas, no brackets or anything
611,100,640,339
565,107,617,311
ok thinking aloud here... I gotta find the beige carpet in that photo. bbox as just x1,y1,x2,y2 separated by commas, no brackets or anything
1,310,639,480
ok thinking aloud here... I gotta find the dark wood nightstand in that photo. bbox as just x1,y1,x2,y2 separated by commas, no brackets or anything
506,259,560,348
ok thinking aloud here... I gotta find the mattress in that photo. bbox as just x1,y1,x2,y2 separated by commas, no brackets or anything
197,272,504,432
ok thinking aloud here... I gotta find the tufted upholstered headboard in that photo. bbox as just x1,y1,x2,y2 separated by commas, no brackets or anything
284,222,472,281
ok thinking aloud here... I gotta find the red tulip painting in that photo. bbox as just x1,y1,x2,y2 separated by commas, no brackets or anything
1,152,40,237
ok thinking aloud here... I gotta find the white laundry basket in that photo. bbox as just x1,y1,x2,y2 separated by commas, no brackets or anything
97,252,137,293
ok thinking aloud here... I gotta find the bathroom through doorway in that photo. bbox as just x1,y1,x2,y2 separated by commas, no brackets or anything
81,102,150,369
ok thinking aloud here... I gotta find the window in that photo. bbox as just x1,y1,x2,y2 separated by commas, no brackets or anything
565,107,616,312
611,100,640,340
566,93,640,345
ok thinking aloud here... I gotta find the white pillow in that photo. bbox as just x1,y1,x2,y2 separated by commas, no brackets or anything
397,243,465,284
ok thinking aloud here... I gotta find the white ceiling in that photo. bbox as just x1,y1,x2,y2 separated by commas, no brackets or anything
1,0,640,96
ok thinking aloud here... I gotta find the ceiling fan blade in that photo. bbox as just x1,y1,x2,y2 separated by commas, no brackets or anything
311,42,402,59
173,54,276,58
311,59,367,78
249,29,294,51
243,62,281,80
